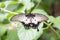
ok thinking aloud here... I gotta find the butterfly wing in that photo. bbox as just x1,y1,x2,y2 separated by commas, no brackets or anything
32,14,48,24
35,14,48,22
10,14,26,22
10,14,31,24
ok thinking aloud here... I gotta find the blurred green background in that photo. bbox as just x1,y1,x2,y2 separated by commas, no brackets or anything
0,0,60,40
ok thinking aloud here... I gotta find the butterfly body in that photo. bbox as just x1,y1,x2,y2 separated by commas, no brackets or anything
10,13,48,31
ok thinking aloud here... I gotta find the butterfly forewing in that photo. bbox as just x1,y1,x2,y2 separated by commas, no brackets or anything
10,14,31,24
10,14,26,22
35,14,48,22
11,14,48,23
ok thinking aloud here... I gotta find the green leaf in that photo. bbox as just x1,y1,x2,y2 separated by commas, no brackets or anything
6,1,19,11
53,16,60,30
0,24,7,37
13,3,24,13
32,9,48,16
6,13,14,20
48,16,60,30
48,16,56,23
17,22,43,40
2,19,10,24
7,29,19,40
0,2,5,8
22,0,34,10
0,13,8,22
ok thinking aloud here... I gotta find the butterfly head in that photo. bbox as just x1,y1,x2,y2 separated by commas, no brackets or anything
26,14,35,18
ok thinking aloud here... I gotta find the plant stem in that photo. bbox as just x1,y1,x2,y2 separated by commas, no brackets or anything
43,22,60,38
30,0,41,13
0,8,17,14
43,22,52,30
50,26,60,38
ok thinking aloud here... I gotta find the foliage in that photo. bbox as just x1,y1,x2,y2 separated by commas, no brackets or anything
0,0,60,40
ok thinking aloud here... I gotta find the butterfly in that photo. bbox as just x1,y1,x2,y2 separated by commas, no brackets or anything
10,13,48,31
